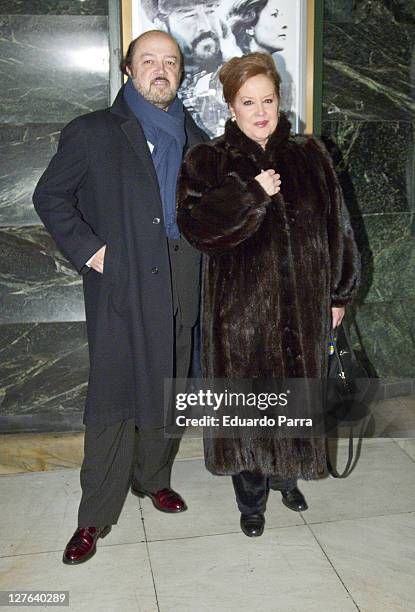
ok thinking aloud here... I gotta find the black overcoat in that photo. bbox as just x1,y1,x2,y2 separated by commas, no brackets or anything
33,88,207,428
177,114,361,480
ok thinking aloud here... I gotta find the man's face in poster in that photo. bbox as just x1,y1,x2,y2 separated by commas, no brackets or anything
161,2,224,71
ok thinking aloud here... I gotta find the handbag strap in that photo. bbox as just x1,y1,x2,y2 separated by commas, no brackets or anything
326,321,362,478
325,429,354,478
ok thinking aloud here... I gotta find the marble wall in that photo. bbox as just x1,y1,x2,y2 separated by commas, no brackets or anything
0,0,413,433
0,0,110,432
322,0,415,379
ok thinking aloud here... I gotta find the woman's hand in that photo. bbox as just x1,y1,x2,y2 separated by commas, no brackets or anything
255,169,281,196
331,307,345,329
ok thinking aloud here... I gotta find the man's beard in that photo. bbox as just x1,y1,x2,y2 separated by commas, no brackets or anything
132,76,176,109
191,32,221,63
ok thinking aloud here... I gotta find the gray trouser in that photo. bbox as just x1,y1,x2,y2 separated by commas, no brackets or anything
77,317,192,527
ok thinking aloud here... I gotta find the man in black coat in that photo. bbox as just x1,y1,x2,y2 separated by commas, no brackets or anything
33,30,207,565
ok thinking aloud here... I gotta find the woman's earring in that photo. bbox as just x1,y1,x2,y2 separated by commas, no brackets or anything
231,114,236,122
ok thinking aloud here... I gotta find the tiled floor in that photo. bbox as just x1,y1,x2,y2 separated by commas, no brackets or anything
0,438,414,611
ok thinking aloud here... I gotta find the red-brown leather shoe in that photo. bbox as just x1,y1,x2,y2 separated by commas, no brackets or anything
62,525,111,565
131,486,187,513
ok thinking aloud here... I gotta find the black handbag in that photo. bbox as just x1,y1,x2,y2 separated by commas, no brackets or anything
325,323,370,477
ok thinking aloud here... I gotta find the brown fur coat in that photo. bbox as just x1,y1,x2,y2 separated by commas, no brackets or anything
177,114,360,479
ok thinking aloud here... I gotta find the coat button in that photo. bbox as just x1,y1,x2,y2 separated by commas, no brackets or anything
151,267,159,274
152,217,160,224
174,244,179,251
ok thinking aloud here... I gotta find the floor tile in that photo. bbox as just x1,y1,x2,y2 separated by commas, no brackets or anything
0,542,157,612
1,438,414,611
301,438,415,524
392,437,415,462
148,526,357,612
311,513,415,612
140,458,304,542
0,470,145,557
368,397,415,437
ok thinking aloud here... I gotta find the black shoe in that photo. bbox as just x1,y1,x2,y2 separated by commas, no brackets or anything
240,513,265,537
281,486,308,512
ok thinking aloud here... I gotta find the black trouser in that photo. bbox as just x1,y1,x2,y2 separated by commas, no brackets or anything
77,317,192,527
232,471,297,515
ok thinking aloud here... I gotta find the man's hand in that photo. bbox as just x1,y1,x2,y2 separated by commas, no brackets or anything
89,245,106,274
255,169,281,196
332,306,345,329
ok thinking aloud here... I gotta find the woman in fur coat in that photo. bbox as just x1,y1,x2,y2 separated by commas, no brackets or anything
177,53,360,537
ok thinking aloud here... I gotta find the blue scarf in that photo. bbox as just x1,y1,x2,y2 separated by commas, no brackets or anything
123,77,185,239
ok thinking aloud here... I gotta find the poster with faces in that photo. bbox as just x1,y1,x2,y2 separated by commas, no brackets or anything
132,0,309,136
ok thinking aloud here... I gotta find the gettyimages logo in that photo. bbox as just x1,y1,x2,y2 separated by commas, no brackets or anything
165,379,322,438
164,377,414,440
175,388,290,411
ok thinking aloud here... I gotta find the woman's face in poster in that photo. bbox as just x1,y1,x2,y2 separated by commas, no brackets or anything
254,0,288,51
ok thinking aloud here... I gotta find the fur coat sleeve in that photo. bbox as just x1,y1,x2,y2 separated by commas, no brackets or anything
177,142,271,254
305,138,361,307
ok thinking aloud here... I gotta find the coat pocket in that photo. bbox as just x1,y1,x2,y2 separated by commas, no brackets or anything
102,241,121,285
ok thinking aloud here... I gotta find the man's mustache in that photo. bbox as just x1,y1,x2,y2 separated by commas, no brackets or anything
150,76,170,86
192,31,220,51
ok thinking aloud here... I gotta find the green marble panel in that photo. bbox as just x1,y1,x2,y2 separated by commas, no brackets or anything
353,0,415,25
0,321,87,432
324,0,354,22
0,15,109,124
322,16,414,121
322,121,414,215
0,124,62,225
0,0,108,15
351,299,415,378
352,213,415,304
325,0,415,24
0,226,84,324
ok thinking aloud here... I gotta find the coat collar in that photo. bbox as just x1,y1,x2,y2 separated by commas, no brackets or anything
110,86,161,199
110,85,134,119
110,85,207,152
224,112,292,165
109,85,206,202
